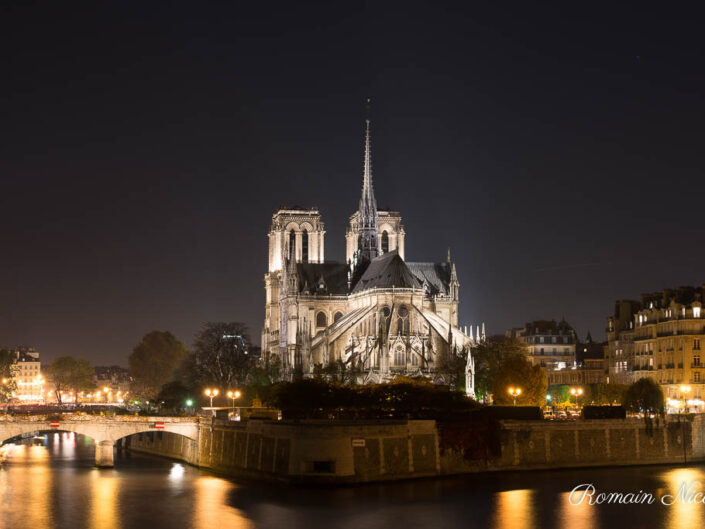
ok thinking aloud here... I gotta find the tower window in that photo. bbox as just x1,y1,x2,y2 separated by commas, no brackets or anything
302,229,309,263
381,231,389,254
289,230,296,260
316,312,328,328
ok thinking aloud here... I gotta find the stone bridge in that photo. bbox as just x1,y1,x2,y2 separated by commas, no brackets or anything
0,415,200,467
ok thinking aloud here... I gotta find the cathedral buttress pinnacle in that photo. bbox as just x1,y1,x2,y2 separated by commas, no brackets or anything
357,98,378,262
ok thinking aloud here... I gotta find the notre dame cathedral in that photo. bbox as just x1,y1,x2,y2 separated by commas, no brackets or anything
261,110,476,393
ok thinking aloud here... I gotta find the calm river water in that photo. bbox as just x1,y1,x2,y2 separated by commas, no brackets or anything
1,432,704,529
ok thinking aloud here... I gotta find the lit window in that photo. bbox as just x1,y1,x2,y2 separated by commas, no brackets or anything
694,307,701,318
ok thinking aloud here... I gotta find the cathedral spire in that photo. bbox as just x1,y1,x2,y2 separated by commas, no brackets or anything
357,97,379,261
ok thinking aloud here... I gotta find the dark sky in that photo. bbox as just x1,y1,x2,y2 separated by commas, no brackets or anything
2,2,704,365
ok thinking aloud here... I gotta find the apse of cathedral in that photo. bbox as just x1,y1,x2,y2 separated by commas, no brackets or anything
262,110,477,393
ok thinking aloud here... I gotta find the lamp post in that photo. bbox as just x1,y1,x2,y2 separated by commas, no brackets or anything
226,390,241,410
508,387,522,406
204,388,219,408
680,385,691,414
570,387,584,409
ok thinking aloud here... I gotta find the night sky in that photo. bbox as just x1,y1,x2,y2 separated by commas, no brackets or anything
2,2,704,365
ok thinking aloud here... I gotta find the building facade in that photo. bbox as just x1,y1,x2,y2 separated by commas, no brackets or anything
606,285,705,410
508,320,577,370
262,113,475,392
13,347,44,402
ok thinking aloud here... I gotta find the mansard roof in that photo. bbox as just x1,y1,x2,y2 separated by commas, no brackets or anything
407,262,451,296
351,250,421,293
296,262,348,295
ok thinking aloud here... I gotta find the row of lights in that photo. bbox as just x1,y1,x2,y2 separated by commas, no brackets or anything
204,388,241,408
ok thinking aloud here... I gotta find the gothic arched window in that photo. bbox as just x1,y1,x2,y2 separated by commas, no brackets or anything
334,311,343,323
380,306,391,333
397,306,409,334
394,345,405,366
302,229,309,263
381,230,389,254
289,230,296,260
316,311,328,328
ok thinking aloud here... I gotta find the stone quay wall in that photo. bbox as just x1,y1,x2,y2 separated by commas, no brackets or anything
126,415,705,484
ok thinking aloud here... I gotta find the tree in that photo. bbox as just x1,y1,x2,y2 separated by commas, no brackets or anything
46,356,96,404
436,345,470,392
491,354,547,406
0,349,17,403
190,322,253,388
472,336,529,401
624,378,664,416
129,331,188,399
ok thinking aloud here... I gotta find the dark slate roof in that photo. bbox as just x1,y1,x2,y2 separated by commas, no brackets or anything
351,250,422,293
407,262,451,296
296,262,349,295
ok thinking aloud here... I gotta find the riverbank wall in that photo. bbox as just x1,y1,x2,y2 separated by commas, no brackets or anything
125,414,705,483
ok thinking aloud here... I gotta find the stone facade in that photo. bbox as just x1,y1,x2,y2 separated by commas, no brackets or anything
261,113,475,391
127,415,705,483
507,319,577,369
606,285,705,410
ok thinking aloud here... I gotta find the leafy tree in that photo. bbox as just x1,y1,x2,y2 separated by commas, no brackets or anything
491,354,547,406
472,336,529,401
155,380,193,410
0,349,17,403
129,331,188,399
436,346,470,392
190,322,252,388
46,356,96,404
624,378,664,416
247,355,283,388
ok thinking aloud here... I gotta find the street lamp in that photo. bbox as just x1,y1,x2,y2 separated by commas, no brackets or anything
204,388,219,408
680,385,691,413
508,387,522,406
226,390,241,409
570,387,584,408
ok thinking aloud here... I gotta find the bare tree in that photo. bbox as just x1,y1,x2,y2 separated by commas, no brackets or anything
191,322,252,388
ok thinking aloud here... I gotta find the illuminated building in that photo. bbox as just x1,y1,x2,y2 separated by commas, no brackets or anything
13,347,44,402
606,285,705,410
507,319,577,370
261,109,477,392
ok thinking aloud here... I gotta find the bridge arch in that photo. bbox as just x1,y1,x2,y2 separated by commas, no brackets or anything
0,418,199,467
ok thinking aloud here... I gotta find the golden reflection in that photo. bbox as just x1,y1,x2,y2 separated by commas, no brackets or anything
661,468,705,529
557,491,595,529
0,444,55,529
492,489,536,529
90,468,120,529
193,476,254,529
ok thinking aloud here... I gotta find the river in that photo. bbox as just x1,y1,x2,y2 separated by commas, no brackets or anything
0,432,704,529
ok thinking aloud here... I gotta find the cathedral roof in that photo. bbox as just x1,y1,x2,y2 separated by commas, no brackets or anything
296,262,348,295
351,250,421,293
406,262,451,296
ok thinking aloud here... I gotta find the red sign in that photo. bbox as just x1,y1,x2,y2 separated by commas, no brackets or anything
49,421,60,428
153,422,165,429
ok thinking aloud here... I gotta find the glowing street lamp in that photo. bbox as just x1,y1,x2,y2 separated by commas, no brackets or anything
680,385,691,413
204,388,219,408
508,387,522,406
226,390,241,409
570,387,584,408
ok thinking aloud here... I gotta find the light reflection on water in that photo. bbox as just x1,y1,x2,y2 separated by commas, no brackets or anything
0,433,704,528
